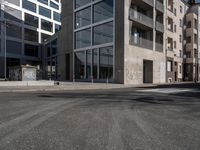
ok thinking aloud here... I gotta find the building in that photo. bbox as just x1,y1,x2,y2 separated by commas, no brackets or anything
43,0,200,84
184,3,200,82
166,0,189,82
43,31,58,80
0,0,61,78
55,0,166,84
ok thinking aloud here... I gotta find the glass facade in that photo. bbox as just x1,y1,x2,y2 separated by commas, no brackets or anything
93,22,113,45
0,0,61,78
22,0,36,13
74,47,114,80
75,7,91,29
39,6,51,18
53,12,61,22
44,37,58,80
74,0,114,80
75,0,91,9
6,23,22,39
41,19,53,32
24,44,39,57
24,28,38,42
93,0,113,23
75,29,91,49
99,46,113,79
24,13,38,28
75,51,85,79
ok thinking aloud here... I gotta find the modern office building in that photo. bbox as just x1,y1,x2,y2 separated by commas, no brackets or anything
56,0,167,84
43,31,58,80
0,0,61,78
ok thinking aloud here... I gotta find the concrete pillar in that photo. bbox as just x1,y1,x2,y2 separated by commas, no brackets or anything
153,0,156,51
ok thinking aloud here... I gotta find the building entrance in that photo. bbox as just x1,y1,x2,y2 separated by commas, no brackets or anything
143,60,153,83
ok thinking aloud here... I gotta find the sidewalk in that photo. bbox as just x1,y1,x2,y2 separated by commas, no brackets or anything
0,81,199,93
0,82,156,93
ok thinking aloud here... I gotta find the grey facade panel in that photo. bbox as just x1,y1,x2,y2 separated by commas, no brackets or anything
114,0,124,83
5,0,20,6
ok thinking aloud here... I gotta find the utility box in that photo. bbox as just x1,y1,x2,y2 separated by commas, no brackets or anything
9,65,37,81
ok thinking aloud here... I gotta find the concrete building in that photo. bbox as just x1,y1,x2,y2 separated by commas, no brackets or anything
166,0,189,83
55,0,166,84
42,0,199,84
0,0,61,78
184,3,200,82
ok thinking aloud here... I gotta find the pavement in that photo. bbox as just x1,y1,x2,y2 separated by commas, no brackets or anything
0,81,198,93
0,82,155,93
0,84,200,150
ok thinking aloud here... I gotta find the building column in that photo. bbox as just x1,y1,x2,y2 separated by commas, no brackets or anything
153,0,156,51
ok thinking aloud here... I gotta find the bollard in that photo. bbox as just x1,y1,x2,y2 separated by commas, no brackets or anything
91,76,94,85
73,75,75,85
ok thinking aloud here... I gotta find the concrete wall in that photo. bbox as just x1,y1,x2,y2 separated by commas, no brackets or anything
114,0,125,84
57,0,73,81
123,0,166,85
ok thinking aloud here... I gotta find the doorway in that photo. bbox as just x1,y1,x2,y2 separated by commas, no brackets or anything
65,54,70,80
143,60,153,83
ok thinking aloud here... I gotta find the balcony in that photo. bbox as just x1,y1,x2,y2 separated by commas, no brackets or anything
142,0,154,7
129,8,153,28
130,36,153,50
186,28,197,37
186,43,197,51
156,0,164,13
156,43,163,52
156,21,164,32
186,58,195,64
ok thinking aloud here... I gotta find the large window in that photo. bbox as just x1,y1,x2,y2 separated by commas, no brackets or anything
39,6,51,18
55,24,61,32
93,22,113,45
6,23,22,39
41,19,53,32
93,0,113,23
24,28,38,42
53,12,61,22
38,0,48,5
75,29,91,49
41,33,51,42
75,51,85,79
99,46,113,79
86,50,92,78
24,44,39,57
75,0,91,8
22,0,36,12
74,46,113,80
24,13,38,28
7,40,22,54
75,7,91,29
51,39,57,55
92,49,98,79
50,1,59,9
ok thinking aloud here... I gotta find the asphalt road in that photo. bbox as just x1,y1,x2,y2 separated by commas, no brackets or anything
0,85,200,150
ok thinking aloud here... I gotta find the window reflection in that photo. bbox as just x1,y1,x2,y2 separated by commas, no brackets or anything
75,51,85,79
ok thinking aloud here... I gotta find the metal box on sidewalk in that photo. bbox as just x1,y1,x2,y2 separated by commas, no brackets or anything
9,65,37,81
